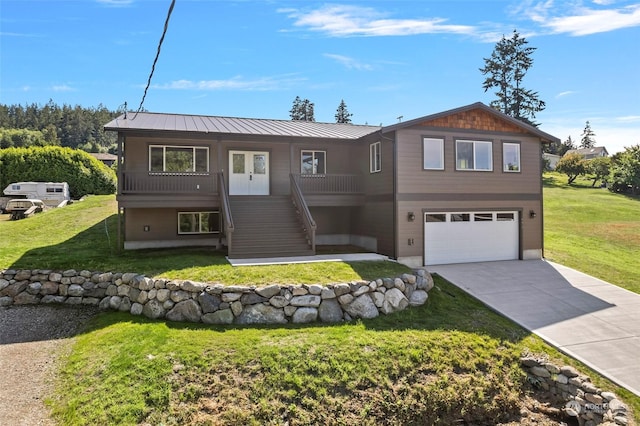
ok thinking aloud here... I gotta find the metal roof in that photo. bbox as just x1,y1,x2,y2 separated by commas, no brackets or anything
104,112,382,140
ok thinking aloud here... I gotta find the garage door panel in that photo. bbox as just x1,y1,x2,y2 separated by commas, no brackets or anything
425,211,519,265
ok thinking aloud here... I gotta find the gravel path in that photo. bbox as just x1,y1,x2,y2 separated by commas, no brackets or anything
0,305,99,426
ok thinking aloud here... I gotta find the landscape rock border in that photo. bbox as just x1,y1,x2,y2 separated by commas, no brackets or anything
0,269,434,324
521,354,630,426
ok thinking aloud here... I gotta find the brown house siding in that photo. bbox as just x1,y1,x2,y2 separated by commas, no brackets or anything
391,125,543,265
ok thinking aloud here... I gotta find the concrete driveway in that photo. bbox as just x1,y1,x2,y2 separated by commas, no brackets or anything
428,259,640,397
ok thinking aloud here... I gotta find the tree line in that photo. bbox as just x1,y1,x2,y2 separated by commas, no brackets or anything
0,100,120,152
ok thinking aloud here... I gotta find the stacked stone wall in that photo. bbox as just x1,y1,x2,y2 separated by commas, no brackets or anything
0,269,434,324
521,355,629,426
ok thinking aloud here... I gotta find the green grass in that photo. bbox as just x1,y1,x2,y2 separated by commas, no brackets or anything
49,277,639,425
544,172,640,294
0,195,410,284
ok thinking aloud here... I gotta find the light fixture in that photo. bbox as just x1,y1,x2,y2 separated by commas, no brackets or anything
143,225,150,232
529,210,536,219
408,212,415,221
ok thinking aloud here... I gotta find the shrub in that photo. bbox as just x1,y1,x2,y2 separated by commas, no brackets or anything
0,146,116,198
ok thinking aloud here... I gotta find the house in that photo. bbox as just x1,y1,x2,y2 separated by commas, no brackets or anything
542,152,560,170
565,146,609,160
104,102,559,266
89,152,118,167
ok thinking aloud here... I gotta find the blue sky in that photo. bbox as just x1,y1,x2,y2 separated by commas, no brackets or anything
1,0,639,153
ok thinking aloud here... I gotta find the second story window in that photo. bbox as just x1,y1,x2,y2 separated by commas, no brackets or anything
456,140,492,171
503,142,521,172
370,141,381,173
149,145,209,173
423,137,444,170
301,150,326,175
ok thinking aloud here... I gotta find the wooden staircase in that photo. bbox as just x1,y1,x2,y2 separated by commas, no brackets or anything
228,195,314,258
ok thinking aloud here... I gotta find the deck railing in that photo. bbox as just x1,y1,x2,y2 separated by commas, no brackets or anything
217,172,234,253
291,174,362,194
290,174,316,252
120,171,218,194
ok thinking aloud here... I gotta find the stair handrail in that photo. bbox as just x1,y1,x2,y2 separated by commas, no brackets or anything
290,173,316,252
218,172,234,253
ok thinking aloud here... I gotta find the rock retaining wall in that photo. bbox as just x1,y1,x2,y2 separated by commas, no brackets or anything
0,269,434,324
521,354,629,426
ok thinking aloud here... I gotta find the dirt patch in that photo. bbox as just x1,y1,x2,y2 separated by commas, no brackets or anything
0,305,99,425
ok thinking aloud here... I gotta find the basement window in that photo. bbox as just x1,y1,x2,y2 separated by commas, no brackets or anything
178,211,220,234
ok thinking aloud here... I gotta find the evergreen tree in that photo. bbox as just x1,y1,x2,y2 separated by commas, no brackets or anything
289,96,315,122
335,99,353,124
580,121,596,148
480,30,545,126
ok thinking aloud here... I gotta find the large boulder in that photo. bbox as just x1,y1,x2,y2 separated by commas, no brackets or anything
236,304,286,324
344,294,379,319
166,299,202,323
318,299,343,323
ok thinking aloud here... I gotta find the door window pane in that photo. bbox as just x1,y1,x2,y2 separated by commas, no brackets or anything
253,154,266,174
232,154,245,174
301,151,314,174
474,213,493,221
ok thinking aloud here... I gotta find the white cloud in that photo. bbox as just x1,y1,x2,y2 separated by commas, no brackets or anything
556,90,577,98
523,1,640,36
323,54,373,70
152,75,305,91
280,4,477,37
616,115,640,123
96,0,134,6
52,84,75,92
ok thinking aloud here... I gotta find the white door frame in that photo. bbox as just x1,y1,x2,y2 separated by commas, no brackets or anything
228,150,270,195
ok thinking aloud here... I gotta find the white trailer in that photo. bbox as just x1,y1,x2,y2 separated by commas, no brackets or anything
3,182,71,207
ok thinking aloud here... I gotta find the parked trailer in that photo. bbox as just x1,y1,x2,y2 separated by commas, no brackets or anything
3,182,70,208
5,199,46,220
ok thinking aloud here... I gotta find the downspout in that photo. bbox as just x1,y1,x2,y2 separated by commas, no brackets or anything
117,133,124,251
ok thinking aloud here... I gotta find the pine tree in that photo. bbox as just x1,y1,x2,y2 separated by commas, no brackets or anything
580,121,596,148
335,99,353,124
290,96,315,122
480,30,545,126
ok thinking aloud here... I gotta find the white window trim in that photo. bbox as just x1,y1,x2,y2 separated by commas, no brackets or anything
300,150,327,175
149,145,210,174
423,137,445,170
502,142,521,173
177,211,220,235
455,140,493,171
370,141,381,173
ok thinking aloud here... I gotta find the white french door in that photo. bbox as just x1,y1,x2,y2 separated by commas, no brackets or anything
228,151,269,195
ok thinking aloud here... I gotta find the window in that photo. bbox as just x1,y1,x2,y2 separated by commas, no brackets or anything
503,142,521,172
474,213,493,222
149,145,209,173
497,212,515,221
178,212,220,234
451,213,470,222
370,141,381,173
425,213,446,222
301,150,326,175
456,140,493,171
423,137,444,170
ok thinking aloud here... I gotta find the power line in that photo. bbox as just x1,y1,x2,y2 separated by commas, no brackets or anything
132,0,176,120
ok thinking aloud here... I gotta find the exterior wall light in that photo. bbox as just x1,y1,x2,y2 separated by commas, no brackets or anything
529,210,536,219
408,212,415,221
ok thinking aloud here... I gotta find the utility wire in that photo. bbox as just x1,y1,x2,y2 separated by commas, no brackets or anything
132,0,176,120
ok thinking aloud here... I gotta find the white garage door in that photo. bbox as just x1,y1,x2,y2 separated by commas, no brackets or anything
424,211,519,265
